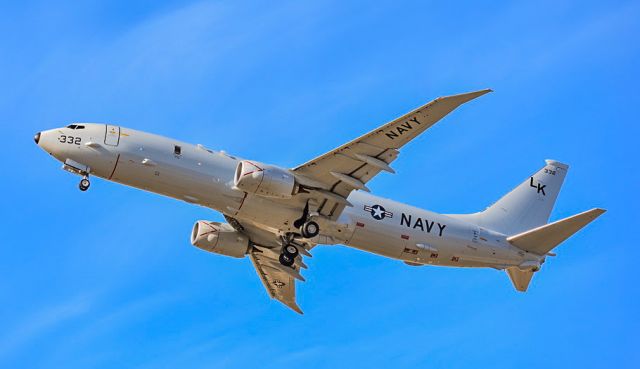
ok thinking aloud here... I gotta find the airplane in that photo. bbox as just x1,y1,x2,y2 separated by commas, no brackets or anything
34,89,605,313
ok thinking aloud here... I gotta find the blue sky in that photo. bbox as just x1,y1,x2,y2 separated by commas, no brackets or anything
1,1,638,368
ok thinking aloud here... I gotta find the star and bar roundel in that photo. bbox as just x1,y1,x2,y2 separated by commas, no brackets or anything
364,204,393,220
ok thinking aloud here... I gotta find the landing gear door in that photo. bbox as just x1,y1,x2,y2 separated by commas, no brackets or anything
105,125,120,146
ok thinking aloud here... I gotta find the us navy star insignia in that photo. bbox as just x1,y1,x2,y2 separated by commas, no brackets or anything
273,280,285,288
364,204,393,220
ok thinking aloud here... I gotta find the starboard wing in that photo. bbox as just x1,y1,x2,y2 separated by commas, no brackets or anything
293,89,491,219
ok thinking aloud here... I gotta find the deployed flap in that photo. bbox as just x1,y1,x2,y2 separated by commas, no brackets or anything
293,89,491,218
507,208,606,255
506,267,534,292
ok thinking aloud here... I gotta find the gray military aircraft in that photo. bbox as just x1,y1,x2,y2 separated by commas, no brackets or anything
35,89,604,313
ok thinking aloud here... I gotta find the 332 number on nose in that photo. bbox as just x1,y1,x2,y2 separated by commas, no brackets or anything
58,135,81,145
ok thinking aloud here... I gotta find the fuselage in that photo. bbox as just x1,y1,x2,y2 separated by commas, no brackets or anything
35,123,535,269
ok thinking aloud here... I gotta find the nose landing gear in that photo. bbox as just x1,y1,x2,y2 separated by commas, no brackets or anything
62,159,91,192
79,176,91,191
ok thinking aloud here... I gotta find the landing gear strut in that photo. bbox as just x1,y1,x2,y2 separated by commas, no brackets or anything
79,176,90,191
293,202,321,239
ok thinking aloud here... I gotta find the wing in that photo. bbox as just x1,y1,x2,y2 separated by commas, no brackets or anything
293,89,492,218
228,216,310,314
250,245,308,314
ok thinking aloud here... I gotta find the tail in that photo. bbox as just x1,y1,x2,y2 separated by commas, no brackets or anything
455,159,570,235
449,160,606,291
504,207,605,291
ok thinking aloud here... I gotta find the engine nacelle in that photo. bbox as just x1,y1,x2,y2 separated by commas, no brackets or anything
234,160,296,199
190,221,249,258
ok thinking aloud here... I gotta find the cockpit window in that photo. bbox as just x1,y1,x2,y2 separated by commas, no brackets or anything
66,124,85,130
76,125,85,129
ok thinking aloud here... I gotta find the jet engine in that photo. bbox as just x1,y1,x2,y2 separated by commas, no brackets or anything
190,221,249,258
234,160,296,199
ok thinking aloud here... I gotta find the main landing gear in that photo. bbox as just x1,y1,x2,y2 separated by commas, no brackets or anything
300,220,319,238
279,251,295,267
293,202,321,239
278,236,299,267
79,176,91,191
278,204,320,267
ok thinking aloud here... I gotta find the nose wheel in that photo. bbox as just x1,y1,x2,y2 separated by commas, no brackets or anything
79,177,90,191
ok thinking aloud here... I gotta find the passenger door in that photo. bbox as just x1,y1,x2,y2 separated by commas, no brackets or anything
104,125,120,146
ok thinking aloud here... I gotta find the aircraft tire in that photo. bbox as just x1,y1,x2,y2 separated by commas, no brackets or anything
279,253,294,267
284,244,299,258
79,178,90,191
300,221,319,238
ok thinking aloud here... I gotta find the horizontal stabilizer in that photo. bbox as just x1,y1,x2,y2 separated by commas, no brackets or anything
507,208,606,255
506,267,534,292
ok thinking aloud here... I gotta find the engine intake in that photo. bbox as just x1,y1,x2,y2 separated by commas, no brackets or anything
234,160,296,199
190,221,249,258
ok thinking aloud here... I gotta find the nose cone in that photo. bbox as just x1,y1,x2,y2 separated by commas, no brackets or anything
35,129,64,159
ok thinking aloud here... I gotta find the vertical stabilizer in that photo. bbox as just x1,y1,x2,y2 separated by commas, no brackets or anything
452,160,569,235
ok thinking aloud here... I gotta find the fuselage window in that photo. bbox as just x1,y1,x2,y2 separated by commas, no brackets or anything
174,145,182,156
